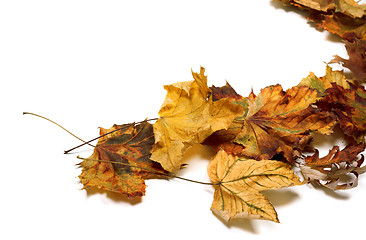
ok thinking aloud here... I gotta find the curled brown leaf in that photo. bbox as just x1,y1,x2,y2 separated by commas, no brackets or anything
301,143,366,190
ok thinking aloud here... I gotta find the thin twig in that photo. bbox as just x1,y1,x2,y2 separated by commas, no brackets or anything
23,112,95,147
77,156,218,186
64,118,158,154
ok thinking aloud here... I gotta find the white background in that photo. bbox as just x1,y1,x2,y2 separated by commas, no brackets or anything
1,0,365,239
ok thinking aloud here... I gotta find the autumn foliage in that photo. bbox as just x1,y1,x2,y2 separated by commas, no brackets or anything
275,0,366,83
77,0,366,220
42,0,366,224
78,61,366,222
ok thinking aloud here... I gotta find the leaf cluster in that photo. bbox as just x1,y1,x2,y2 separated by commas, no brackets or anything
276,0,366,82
76,0,366,224
79,63,366,222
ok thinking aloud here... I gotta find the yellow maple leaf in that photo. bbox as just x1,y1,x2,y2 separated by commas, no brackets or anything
151,67,244,172
207,150,302,222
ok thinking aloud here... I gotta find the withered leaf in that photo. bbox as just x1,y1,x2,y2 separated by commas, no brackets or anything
300,66,366,142
275,0,366,41
79,121,166,197
305,143,365,166
207,82,336,162
276,0,366,18
151,67,243,172
317,83,366,142
330,38,366,82
301,143,366,190
310,13,366,41
208,150,301,222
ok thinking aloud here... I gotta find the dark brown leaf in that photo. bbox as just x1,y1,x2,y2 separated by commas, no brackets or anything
316,83,366,142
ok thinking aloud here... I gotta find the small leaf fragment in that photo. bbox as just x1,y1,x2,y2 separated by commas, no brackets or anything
330,38,366,83
298,65,351,92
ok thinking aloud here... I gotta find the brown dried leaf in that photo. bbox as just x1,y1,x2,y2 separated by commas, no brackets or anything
277,0,366,18
331,38,366,82
299,66,366,142
310,13,366,41
275,0,366,41
207,83,336,162
301,143,366,190
317,83,366,142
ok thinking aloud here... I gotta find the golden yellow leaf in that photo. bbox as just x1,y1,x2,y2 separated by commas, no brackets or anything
207,150,302,222
151,67,244,172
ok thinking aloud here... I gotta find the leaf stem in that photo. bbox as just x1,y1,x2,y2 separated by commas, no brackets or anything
64,118,158,154
23,112,95,147
170,175,219,185
77,156,218,186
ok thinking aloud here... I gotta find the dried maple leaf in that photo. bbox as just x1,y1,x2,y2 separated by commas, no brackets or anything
151,67,244,172
206,82,336,162
207,150,301,222
330,38,366,82
79,121,166,197
301,143,366,190
300,66,366,142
